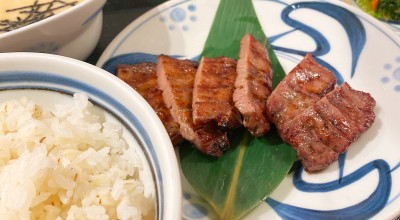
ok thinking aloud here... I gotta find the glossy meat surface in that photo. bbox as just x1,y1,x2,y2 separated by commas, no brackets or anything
193,56,241,129
283,83,376,172
233,34,273,136
266,53,337,139
157,55,230,156
117,63,183,145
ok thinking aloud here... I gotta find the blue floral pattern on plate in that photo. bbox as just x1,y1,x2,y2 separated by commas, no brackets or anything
97,0,400,218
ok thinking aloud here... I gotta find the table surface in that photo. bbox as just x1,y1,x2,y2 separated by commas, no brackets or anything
84,0,167,65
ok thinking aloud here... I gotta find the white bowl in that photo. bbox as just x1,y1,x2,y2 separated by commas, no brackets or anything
0,52,181,219
0,0,106,60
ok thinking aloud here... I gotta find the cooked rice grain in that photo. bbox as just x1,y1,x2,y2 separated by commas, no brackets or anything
0,93,155,219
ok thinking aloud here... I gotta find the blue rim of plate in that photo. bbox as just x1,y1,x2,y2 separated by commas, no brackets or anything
0,70,163,219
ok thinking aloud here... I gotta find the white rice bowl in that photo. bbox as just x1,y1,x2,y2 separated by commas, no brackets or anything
0,92,155,219
0,52,182,220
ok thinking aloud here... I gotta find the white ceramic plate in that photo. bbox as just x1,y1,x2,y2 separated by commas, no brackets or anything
97,0,400,219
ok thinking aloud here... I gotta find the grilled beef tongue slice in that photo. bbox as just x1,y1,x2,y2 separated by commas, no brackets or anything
117,63,184,146
266,53,337,140
233,34,274,137
193,56,242,129
157,55,230,157
267,53,375,172
285,83,376,172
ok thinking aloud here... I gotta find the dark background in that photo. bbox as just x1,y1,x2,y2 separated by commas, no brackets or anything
85,0,167,65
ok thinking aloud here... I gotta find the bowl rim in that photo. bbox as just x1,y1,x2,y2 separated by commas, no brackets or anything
0,52,182,220
0,0,107,38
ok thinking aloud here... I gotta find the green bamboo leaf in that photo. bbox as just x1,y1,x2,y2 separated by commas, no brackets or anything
199,0,286,88
180,129,297,219
180,0,297,219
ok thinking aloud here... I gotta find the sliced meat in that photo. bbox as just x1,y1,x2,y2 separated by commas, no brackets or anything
283,83,376,172
157,55,230,156
116,63,183,145
156,55,199,139
233,34,273,136
286,121,339,172
266,53,336,139
192,56,241,129
285,107,340,172
324,82,376,140
193,123,230,156
311,99,353,153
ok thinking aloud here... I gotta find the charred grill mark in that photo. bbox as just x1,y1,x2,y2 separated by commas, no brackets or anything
266,53,337,140
279,83,375,172
267,54,375,172
117,63,184,146
233,34,273,137
157,55,231,156
193,56,241,129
